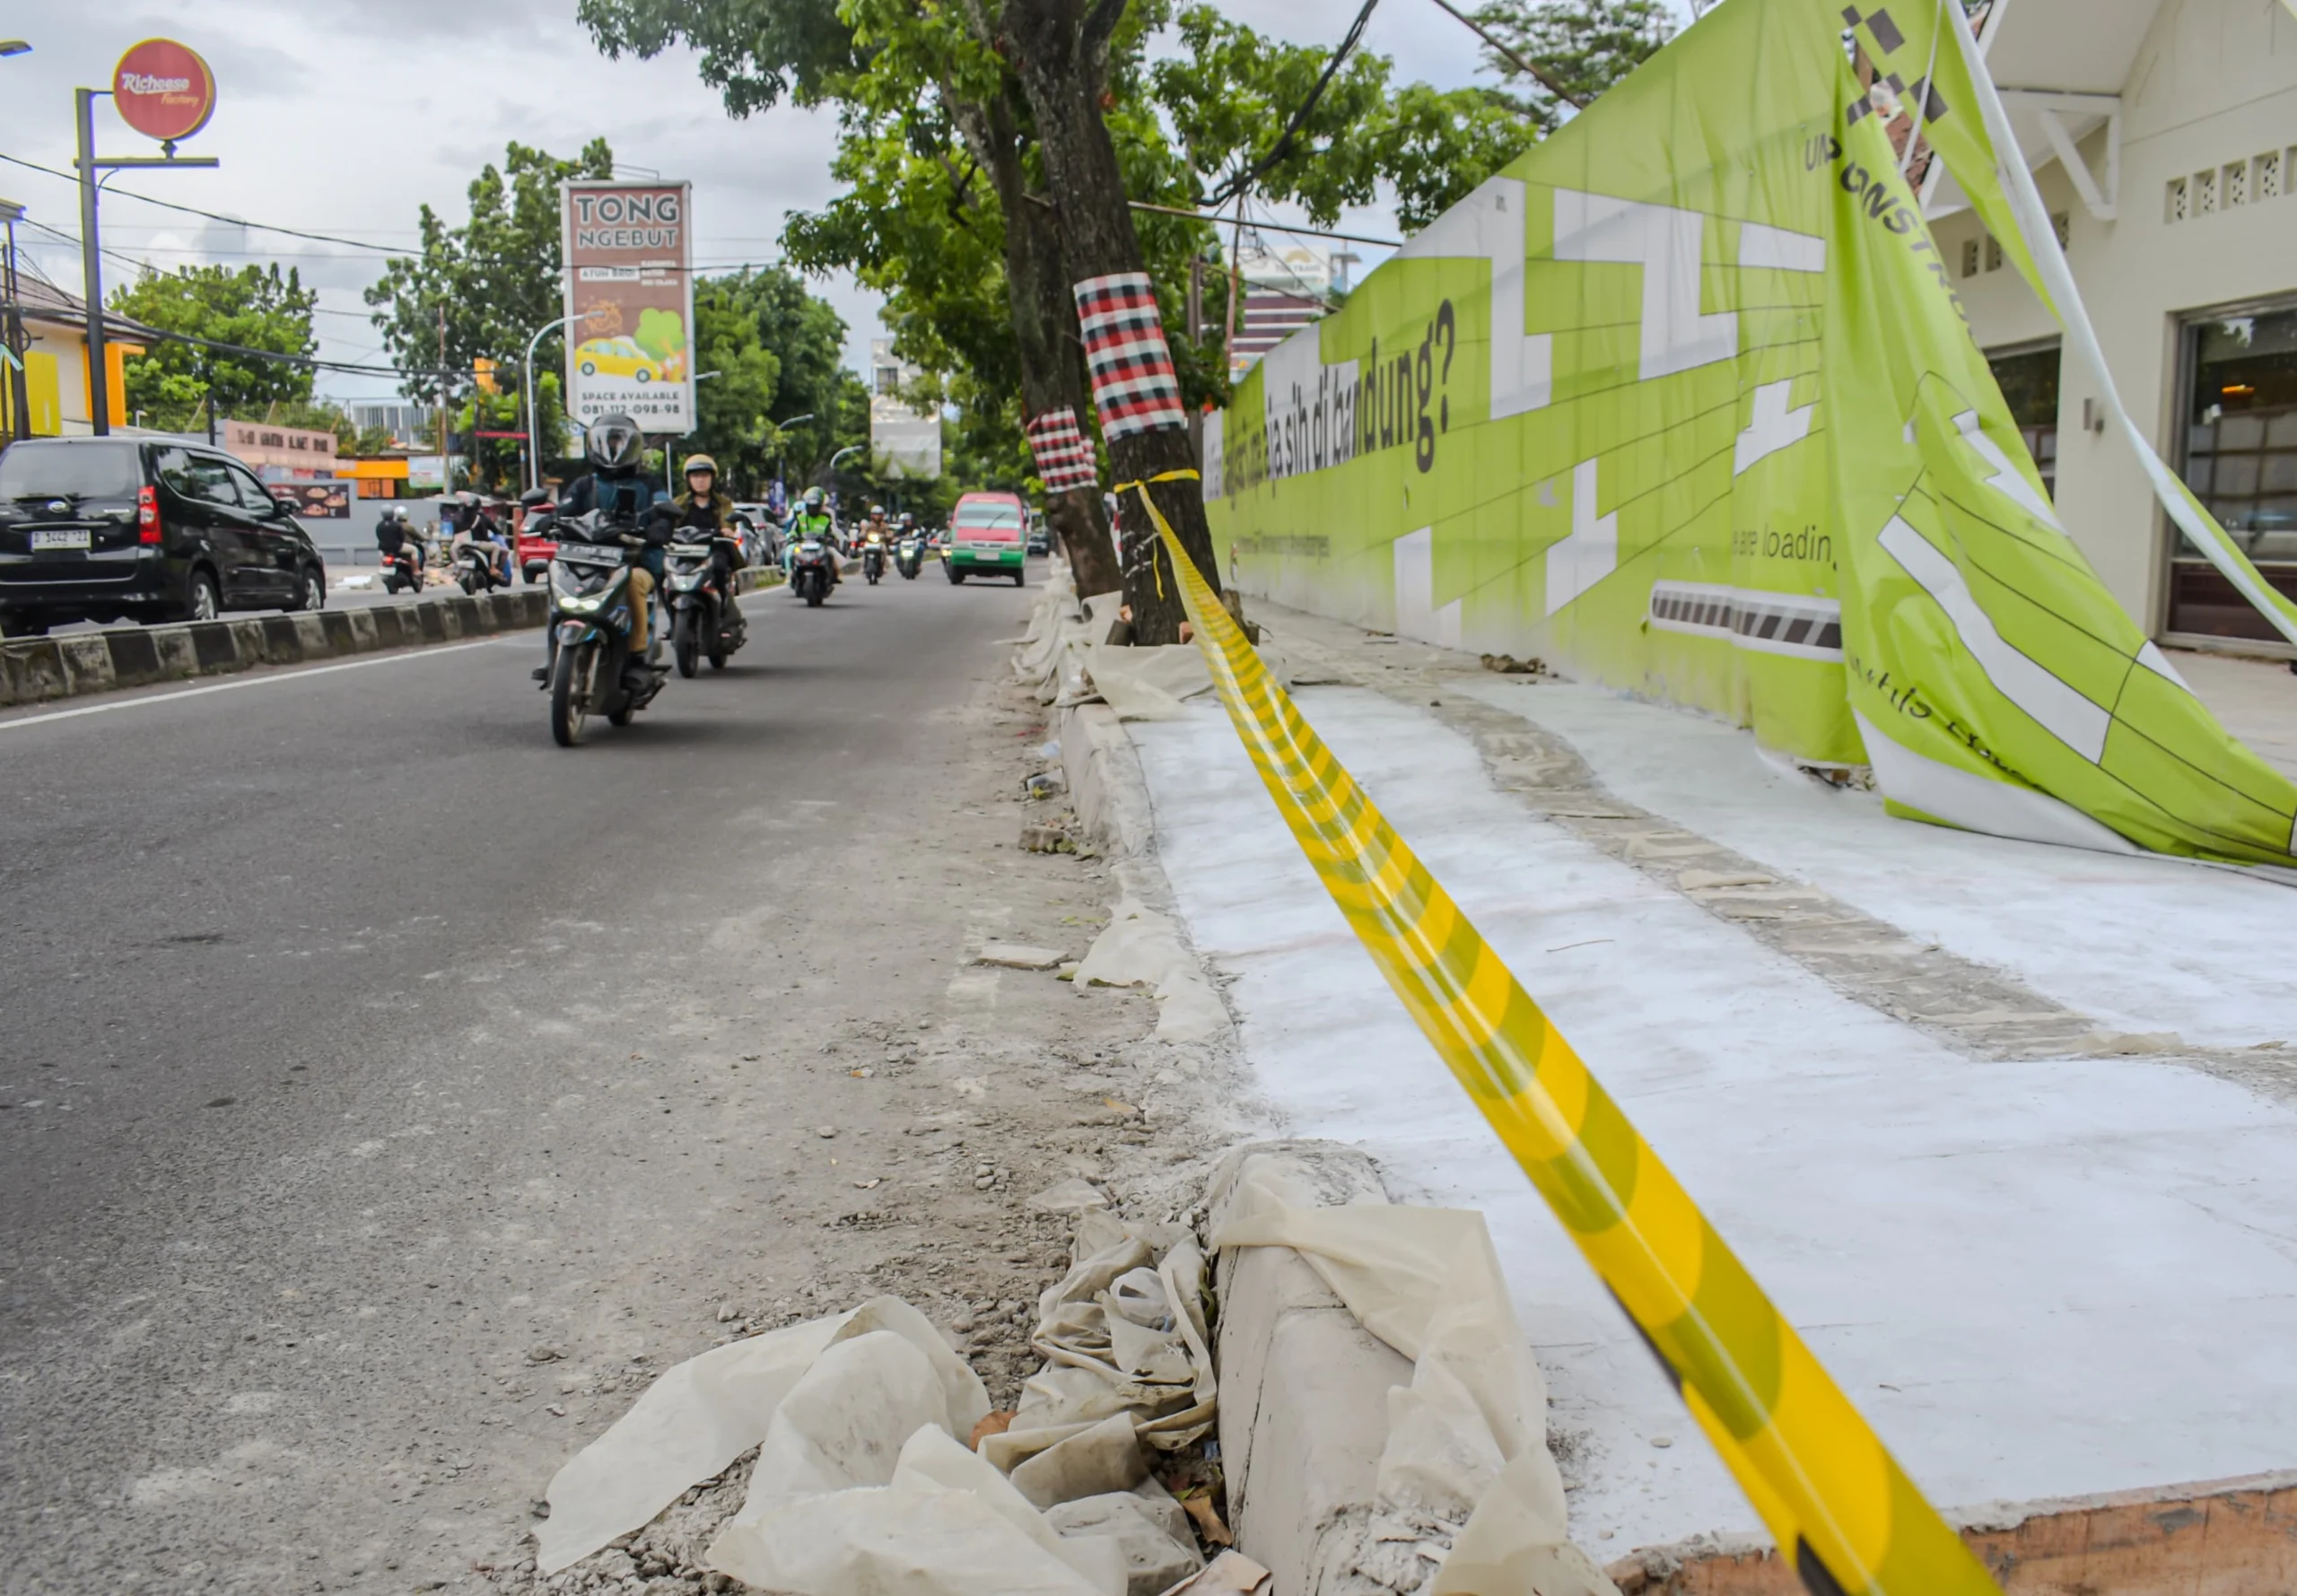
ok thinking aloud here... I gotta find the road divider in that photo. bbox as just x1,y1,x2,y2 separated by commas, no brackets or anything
1,566,786,711
0,591,553,710
1125,480,2003,1596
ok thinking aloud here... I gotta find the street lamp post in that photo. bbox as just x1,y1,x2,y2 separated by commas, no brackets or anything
521,311,599,493
771,413,816,499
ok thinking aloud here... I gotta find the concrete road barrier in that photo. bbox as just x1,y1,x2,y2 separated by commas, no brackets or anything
0,590,549,710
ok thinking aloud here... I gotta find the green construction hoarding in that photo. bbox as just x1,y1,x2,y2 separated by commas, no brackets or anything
1202,0,2297,870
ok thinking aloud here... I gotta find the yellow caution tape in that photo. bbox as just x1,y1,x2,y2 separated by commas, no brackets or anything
1123,482,2000,1596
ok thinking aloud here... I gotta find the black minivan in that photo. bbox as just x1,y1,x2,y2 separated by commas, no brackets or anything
0,436,329,636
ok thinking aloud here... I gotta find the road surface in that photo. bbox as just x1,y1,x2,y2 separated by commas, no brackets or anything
0,564,1110,1593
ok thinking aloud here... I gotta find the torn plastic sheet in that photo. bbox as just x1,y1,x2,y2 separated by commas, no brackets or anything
534,1296,983,1574
1073,898,1229,1042
1213,1154,1620,1596
534,1225,1211,1593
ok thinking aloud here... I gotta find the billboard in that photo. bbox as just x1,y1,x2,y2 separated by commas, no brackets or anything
562,180,694,436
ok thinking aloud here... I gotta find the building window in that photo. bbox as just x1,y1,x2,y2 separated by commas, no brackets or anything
2167,302,2297,641
2051,211,2071,249
2196,167,2218,214
1961,239,1980,278
1984,234,2004,272
1987,339,2061,500
2167,176,2188,222
2260,150,2284,201
2226,161,2249,207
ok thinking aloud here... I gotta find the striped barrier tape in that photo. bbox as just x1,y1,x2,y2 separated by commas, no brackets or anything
1120,475,2001,1596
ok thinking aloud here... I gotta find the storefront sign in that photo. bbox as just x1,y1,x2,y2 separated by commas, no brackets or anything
269,482,352,519
113,39,217,144
561,179,694,435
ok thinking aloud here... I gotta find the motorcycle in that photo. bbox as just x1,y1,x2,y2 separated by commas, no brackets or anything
452,536,511,595
861,530,887,585
380,543,425,595
788,531,836,607
666,528,748,676
895,532,925,580
540,508,671,747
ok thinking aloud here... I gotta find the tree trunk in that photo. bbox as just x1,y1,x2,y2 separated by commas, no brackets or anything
1004,0,1219,646
947,80,1123,601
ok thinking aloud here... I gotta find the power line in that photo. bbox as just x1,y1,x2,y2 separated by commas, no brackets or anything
1205,0,1384,210
0,151,405,254
1128,200,1399,249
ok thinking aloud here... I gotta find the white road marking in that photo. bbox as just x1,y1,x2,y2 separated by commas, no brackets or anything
0,637,518,732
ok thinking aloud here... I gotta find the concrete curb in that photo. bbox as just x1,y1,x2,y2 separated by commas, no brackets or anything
1205,1142,1415,1596
0,589,548,709
1057,700,1157,860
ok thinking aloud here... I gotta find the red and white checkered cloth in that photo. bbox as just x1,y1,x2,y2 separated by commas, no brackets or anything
1025,407,1099,493
1073,272,1186,440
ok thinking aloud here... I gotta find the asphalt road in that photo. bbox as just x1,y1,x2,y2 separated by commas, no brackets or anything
0,563,1041,1592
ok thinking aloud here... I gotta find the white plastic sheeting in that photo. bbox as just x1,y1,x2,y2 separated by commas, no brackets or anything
1214,1156,1617,1596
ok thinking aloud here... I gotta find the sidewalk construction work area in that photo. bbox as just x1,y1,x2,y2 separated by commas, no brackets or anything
509,565,2297,1595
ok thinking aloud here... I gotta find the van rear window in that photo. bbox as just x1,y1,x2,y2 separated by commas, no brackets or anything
0,440,143,502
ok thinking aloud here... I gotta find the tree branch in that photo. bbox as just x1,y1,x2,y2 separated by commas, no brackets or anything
1081,0,1130,68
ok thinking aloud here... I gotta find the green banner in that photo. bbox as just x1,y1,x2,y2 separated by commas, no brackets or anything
1204,0,2297,869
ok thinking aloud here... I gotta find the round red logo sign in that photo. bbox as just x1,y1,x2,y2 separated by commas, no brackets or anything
112,39,216,144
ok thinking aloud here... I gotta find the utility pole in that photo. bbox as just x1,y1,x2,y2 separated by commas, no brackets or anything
436,305,449,495
0,200,28,440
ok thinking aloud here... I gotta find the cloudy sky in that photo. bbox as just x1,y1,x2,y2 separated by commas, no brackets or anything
0,0,1671,407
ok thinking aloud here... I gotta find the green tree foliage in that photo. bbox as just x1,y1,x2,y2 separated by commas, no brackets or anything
1470,0,1675,130
690,266,869,491
109,264,318,432
1377,83,1542,231
363,138,615,414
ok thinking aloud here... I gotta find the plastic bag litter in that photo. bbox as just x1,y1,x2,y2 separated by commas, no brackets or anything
1213,1156,1619,1596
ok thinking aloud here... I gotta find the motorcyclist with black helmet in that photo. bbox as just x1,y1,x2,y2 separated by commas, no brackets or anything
535,414,669,688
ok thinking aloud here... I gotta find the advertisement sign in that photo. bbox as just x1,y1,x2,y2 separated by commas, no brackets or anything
561,180,694,435
112,39,217,144
269,482,352,519
1204,0,2297,869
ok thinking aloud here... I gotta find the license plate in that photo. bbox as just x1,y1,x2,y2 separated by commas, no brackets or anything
31,528,91,551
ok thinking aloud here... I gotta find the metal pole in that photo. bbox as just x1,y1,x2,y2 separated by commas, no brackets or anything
2,210,27,440
522,310,590,493
76,88,109,437
435,306,448,494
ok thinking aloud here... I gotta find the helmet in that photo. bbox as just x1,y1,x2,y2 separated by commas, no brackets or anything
584,413,645,473
869,504,885,518
802,486,825,510
683,454,718,476
899,513,914,528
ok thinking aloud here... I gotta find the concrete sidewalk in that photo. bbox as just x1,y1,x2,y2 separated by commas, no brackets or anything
1122,600,2297,1557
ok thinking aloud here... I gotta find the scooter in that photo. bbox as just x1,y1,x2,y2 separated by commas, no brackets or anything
895,532,925,580
666,529,748,676
788,531,836,607
380,544,425,595
861,530,887,585
452,538,511,595
540,508,671,746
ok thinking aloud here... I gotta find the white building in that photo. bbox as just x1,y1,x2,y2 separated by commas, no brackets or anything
868,337,941,479
1935,0,2297,656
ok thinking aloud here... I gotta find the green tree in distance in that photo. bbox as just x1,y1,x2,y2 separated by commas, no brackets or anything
109,263,318,433
363,138,615,453
1471,0,1675,130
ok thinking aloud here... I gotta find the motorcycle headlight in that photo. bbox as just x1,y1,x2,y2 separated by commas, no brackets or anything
669,571,703,591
